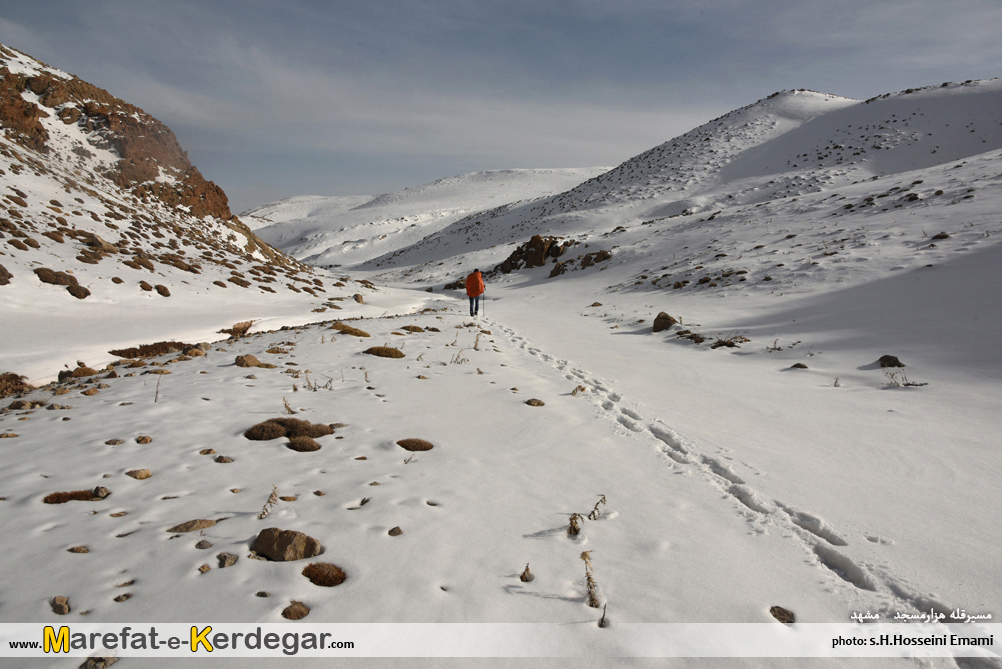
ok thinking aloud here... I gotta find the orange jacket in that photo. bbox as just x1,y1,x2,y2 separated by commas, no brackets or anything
465,271,485,297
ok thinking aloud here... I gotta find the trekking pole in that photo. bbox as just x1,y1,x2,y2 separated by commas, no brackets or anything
482,288,486,318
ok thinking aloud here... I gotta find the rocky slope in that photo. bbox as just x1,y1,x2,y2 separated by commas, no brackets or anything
0,44,379,382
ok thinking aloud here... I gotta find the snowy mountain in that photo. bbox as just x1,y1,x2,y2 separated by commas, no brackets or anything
242,167,609,267
2,50,1001,668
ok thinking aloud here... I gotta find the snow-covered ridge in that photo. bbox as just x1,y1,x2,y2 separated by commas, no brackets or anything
367,80,1002,271
244,167,609,267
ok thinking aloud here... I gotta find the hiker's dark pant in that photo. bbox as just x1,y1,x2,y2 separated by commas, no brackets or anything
469,295,480,315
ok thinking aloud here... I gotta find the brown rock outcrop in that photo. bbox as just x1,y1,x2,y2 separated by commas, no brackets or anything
250,528,324,561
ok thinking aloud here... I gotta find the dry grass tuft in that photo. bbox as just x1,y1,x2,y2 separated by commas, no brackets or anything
0,372,33,398
302,562,347,587
397,438,434,452
363,346,405,359
287,436,321,452
244,421,287,440
330,322,371,337
401,325,424,333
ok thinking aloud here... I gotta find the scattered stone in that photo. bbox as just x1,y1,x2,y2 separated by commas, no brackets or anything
167,518,217,533
230,488,241,493
109,512,127,518
397,438,434,452
313,490,326,496
250,528,324,561
520,564,534,582
0,432,17,438
198,565,211,574
199,448,216,455
81,388,100,396
653,312,678,333
217,552,239,568
51,596,70,615
214,455,233,463
525,398,545,406
302,562,347,586
67,546,89,554
388,526,403,536
417,375,428,379
125,469,152,480
878,355,905,368
790,363,808,369
79,657,119,669
279,496,297,502
589,302,602,307
282,600,311,620
930,232,950,240
256,591,270,597
235,354,262,368
352,293,364,304
136,436,153,444
770,605,796,624
195,540,212,550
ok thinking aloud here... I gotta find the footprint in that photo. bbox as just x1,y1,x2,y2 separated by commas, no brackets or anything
813,544,876,591
778,504,847,546
701,456,745,484
608,393,621,402
602,401,615,411
621,407,642,420
617,416,643,432
727,485,770,514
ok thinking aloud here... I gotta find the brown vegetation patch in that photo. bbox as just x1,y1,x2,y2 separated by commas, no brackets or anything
154,284,170,297
397,438,434,452
0,372,33,398
330,322,371,337
43,488,108,504
525,398,545,406
33,267,78,286
108,341,191,358
286,436,321,452
0,263,12,285
401,325,424,333
363,346,405,359
244,418,335,441
167,518,217,533
302,562,347,587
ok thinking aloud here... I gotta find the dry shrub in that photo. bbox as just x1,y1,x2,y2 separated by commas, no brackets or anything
330,322,370,337
66,285,91,299
34,267,78,286
363,346,405,359
0,372,33,398
43,490,101,504
108,341,191,358
286,436,321,452
218,320,255,339
397,438,434,452
245,418,334,441
401,325,424,333
302,562,347,587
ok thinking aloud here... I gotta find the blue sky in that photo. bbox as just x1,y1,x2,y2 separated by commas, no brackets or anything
2,0,1001,213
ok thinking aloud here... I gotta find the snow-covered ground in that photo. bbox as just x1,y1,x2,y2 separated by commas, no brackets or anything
2,75,1001,669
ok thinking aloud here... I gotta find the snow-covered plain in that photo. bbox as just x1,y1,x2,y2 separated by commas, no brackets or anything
2,74,1001,669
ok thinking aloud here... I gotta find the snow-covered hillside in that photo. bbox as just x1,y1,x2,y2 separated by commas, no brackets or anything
367,81,1002,273
243,168,609,267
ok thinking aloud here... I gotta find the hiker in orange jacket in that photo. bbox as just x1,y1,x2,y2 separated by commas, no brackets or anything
465,269,485,317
